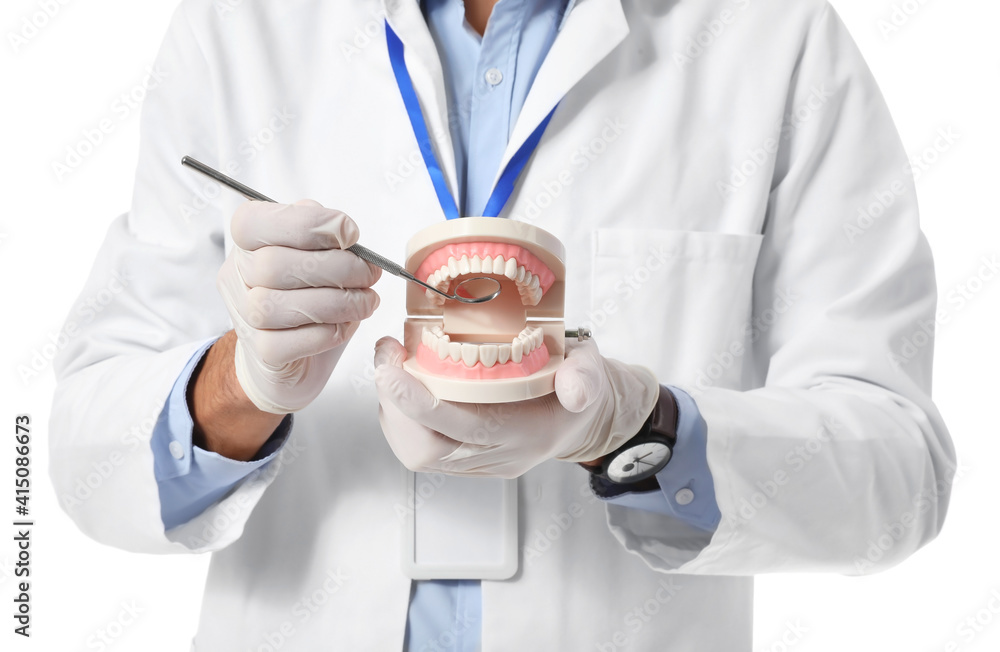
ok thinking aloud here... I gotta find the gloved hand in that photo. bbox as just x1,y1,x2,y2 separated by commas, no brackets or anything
217,199,381,414
373,336,660,478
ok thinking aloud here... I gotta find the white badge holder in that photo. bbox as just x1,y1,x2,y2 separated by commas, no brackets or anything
402,472,518,580
399,218,566,579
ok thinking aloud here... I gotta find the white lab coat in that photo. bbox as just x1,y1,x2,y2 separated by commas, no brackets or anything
50,0,955,649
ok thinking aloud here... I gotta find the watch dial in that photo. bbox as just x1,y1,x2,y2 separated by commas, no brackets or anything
607,442,672,484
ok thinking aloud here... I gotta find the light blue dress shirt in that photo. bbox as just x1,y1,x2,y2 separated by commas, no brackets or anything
150,0,721,649
152,336,291,530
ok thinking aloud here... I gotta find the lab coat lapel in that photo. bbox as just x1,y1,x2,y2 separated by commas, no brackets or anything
494,0,629,187
382,0,460,210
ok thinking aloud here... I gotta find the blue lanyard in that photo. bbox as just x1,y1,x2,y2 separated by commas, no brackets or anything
385,20,557,220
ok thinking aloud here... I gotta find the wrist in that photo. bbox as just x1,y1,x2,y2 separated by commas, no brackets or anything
578,385,677,485
189,330,284,461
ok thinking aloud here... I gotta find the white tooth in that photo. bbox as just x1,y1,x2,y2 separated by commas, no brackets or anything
511,338,523,363
516,266,526,283
518,332,532,353
448,257,459,277
438,336,451,360
431,324,444,336
449,342,462,362
426,274,436,285
521,271,533,288
533,329,544,349
461,343,479,367
528,275,540,291
481,255,491,272
504,257,518,279
479,345,498,368
425,288,437,302
471,255,482,273
530,287,543,306
440,265,450,279
430,270,440,286
492,255,505,275
459,255,471,275
498,344,511,364
422,329,433,348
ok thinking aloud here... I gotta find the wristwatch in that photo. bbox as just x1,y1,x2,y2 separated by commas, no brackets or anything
581,386,677,487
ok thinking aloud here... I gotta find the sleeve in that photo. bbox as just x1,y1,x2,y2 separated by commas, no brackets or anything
590,387,721,533
151,338,292,530
49,2,286,554
604,3,956,575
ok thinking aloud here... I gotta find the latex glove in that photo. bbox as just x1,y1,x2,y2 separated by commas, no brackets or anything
373,336,659,478
217,199,381,414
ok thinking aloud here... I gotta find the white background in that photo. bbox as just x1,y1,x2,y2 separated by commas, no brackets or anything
1,0,997,650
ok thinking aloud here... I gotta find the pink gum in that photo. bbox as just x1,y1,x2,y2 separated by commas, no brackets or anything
415,341,551,379
414,242,556,294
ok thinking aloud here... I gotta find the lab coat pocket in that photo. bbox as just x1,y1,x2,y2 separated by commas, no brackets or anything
590,229,764,391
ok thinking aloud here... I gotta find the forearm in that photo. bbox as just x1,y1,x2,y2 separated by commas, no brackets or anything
189,330,285,461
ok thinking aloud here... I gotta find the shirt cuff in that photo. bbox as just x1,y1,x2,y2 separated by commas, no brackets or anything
589,386,721,533
150,336,292,530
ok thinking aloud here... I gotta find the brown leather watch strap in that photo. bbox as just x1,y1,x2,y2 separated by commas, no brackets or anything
649,385,679,447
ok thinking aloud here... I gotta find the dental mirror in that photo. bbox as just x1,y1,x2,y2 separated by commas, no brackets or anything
181,156,501,304
347,246,502,305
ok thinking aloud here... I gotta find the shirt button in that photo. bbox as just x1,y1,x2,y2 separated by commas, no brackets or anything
484,68,503,86
674,488,695,506
168,441,185,460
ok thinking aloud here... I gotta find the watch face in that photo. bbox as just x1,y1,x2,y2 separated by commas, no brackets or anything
606,442,672,484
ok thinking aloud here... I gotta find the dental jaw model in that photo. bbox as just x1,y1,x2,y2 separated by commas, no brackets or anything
403,218,566,403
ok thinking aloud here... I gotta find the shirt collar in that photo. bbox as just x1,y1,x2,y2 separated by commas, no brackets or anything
419,0,577,33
